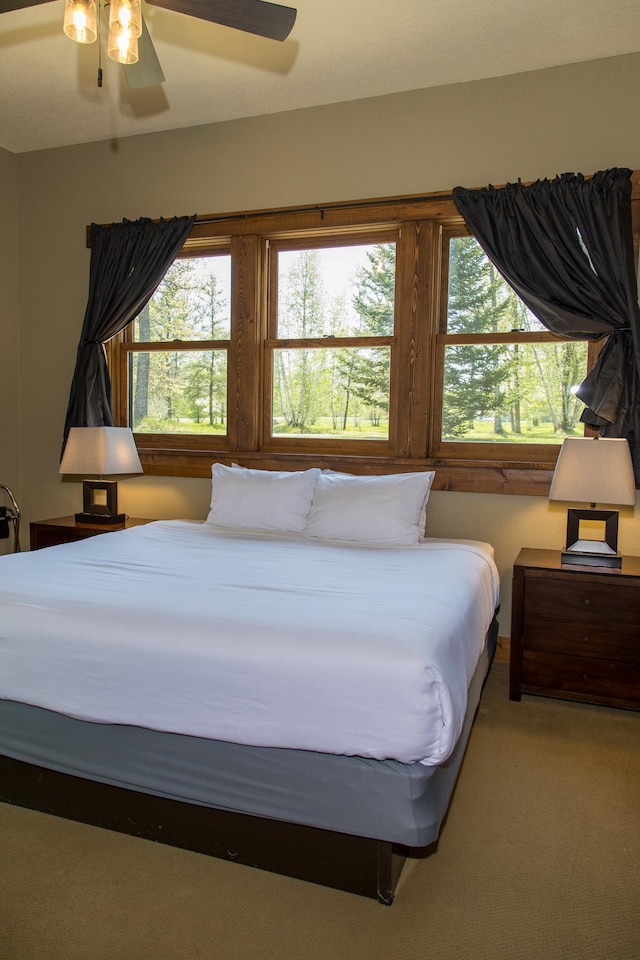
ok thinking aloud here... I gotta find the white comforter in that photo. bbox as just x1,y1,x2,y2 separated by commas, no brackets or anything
0,521,499,765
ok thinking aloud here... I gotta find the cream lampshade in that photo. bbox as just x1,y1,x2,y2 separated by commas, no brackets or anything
548,437,636,568
59,427,143,525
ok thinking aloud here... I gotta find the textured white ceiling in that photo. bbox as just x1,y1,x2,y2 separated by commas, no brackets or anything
1,0,639,154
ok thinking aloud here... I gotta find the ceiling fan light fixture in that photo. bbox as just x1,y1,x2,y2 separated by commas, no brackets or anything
107,23,139,63
63,0,98,44
108,0,142,39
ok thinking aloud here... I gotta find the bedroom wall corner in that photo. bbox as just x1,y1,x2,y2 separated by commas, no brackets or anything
0,145,20,554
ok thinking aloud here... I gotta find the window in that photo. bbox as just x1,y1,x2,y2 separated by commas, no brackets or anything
110,192,619,494
432,229,590,463
267,239,396,445
128,255,231,437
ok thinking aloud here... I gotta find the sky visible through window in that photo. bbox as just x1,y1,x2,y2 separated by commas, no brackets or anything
278,244,389,335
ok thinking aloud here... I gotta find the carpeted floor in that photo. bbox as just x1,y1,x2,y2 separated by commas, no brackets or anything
1,662,638,960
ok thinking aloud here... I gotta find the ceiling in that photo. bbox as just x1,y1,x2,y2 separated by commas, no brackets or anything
1,0,639,154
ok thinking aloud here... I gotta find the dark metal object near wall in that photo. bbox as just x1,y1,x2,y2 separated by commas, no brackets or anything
0,485,20,553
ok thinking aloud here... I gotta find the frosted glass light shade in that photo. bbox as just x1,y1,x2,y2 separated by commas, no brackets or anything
59,427,143,477
108,26,139,64
549,437,636,506
108,0,143,38
63,0,97,44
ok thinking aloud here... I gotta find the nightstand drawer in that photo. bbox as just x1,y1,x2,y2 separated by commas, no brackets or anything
525,574,640,625
523,650,640,704
510,548,640,709
31,526,105,550
30,517,152,550
522,620,640,662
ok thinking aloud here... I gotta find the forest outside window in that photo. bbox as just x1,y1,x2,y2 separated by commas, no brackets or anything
121,253,231,445
109,192,612,493
266,239,396,448
433,228,590,463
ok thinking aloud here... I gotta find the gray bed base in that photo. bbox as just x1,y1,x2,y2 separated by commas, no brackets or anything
0,617,497,903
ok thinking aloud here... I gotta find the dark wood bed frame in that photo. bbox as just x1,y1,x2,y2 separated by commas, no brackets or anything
1,619,497,903
0,753,412,904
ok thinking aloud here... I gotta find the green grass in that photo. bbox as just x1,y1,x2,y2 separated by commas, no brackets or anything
134,415,580,444
134,418,227,435
134,416,389,439
443,420,582,444
272,417,388,439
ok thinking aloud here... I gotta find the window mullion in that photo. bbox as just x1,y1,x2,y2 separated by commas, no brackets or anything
229,234,262,453
395,219,438,459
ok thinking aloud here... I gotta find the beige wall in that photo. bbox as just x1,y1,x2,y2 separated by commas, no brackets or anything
0,145,19,556
12,51,640,629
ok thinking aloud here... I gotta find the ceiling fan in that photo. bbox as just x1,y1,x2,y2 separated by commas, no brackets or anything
0,0,297,88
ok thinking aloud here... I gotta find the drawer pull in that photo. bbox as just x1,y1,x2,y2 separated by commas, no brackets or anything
583,599,591,607
582,673,589,681
583,636,590,644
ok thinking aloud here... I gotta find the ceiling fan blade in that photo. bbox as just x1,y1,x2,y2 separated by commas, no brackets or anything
0,0,55,11
145,0,296,41
123,16,165,88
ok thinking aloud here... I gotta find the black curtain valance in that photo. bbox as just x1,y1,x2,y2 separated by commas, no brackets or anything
62,214,196,451
453,168,640,484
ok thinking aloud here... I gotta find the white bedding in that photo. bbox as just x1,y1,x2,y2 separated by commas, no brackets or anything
0,521,499,765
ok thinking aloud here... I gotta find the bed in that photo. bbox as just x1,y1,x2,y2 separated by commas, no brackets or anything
0,466,500,903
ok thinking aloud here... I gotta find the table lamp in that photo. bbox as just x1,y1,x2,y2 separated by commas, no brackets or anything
548,436,636,568
59,426,143,524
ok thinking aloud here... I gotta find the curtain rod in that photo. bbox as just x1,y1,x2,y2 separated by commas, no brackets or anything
87,170,640,241
85,192,456,245
191,169,640,227
192,192,456,227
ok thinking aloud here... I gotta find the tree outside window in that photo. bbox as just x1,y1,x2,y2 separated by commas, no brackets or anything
270,242,395,441
440,235,587,446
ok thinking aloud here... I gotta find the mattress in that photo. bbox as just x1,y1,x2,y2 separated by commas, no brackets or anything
0,623,497,847
0,521,500,766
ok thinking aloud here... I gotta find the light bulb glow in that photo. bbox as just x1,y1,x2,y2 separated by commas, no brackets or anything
63,0,97,44
108,0,142,39
107,24,139,64
118,29,131,58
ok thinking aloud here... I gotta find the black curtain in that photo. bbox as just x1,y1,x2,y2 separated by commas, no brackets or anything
452,168,640,483
62,214,196,450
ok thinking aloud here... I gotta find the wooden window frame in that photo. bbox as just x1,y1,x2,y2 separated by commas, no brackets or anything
261,230,398,456
108,183,640,496
116,246,233,457
430,222,597,464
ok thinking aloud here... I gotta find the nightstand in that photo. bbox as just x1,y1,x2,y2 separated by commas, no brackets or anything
30,515,152,551
510,548,640,711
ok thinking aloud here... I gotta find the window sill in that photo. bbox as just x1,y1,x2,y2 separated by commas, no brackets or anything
137,446,554,496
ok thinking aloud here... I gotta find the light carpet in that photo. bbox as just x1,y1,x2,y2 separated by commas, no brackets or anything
1,663,638,960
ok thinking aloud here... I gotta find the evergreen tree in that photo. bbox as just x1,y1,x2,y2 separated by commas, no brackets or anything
145,259,195,422
132,303,150,428
349,243,395,420
443,238,512,438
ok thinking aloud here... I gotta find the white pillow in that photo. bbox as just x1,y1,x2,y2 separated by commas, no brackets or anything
207,463,320,534
303,470,435,545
